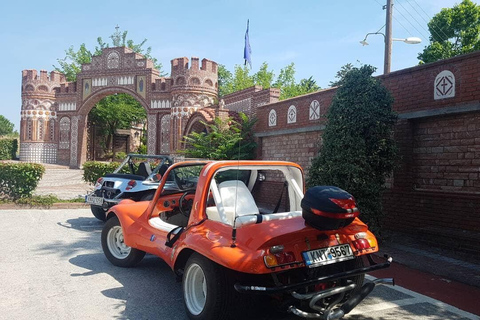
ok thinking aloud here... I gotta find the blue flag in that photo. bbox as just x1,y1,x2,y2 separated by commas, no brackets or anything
244,20,252,68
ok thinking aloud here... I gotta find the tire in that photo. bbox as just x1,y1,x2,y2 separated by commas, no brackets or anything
101,216,145,267
183,254,235,320
91,205,106,221
345,257,365,296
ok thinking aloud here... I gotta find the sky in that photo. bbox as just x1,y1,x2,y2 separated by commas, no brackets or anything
0,0,474,131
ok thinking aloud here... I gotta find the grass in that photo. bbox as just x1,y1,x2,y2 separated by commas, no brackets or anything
1,194,86,208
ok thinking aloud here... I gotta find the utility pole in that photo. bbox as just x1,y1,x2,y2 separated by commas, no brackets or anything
384,0,393,74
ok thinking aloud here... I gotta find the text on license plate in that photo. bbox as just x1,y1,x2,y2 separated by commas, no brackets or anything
85,195,103,206
302,244,354,267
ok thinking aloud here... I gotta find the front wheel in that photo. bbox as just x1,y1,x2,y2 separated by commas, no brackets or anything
101,216,145,267
91,205,106,221
183,254,235,320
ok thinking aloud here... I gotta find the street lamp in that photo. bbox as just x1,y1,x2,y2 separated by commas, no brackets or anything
360,0,421,74
360,33,421,46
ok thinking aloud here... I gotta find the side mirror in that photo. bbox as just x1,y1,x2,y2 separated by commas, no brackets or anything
153,173,162,182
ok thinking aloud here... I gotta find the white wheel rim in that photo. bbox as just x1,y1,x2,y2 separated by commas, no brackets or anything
107,225,131,259
184,263,207,315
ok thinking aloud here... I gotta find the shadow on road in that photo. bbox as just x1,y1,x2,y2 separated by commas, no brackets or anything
70,253,186,320
36,216,472,320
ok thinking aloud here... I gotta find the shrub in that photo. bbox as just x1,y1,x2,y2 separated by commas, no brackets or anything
307,65,398,234
82,161,122,185
0,163,45,200
0,138,18,160
137,144,147,154
115,152,127,161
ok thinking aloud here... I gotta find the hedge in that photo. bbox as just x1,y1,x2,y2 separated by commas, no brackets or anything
0,138,18,160
82,161,132,185
0,163,45,200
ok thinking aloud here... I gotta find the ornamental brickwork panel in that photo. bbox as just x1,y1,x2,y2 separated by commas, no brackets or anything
20,48,218,167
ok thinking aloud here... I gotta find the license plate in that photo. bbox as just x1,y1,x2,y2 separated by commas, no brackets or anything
85,195,104,206
302,244,354,268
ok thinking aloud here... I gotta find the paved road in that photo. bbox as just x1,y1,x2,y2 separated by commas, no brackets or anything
33,164,92,200
0,209,477,320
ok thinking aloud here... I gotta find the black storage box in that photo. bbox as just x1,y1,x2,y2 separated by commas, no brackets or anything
301,186,359,231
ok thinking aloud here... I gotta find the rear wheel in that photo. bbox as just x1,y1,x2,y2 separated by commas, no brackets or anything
101,216,145,267
344,257,365,296
91,205,106,221
183,254,235,320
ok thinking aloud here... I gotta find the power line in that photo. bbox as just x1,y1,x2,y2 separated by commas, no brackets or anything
410,0,450,41
396,0,430,37
392,1,430,40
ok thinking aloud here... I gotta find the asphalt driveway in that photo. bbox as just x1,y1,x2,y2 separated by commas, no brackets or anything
1,208,477,320
0,208,185,320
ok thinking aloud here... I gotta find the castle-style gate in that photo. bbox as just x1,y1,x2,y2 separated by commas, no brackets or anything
20,47,218,168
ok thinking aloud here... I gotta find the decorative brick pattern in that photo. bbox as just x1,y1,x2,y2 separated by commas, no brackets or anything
21,48,218,167
147,114,157,155
19,143,57,163
69,116,79,167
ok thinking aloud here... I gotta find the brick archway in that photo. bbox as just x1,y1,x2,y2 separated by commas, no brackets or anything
76,87,150,165
20,47,218,168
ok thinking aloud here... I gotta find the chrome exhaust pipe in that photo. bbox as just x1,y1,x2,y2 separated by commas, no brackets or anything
373,278,395,286
288,306,322,319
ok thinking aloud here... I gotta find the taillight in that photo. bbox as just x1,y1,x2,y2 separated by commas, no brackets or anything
353,232,372,250
275,252,295,264
95,178,103,188
353,238,371,250
126,180,137,190
264,249,296,268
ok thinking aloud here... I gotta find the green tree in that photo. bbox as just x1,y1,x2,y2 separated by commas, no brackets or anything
252,62,275,89
232,65,255,92
182,113,257,160
89,93,146,158
218,64,234,97
0,115,15,136
218,62,319,100
329,63,355,87
54,27,165,82
418,0,480,64
307,65,398,233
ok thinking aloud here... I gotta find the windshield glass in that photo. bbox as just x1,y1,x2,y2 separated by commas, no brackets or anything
166,164,204,191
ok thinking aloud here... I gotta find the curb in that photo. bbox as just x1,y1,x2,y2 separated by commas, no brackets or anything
0,203,89,210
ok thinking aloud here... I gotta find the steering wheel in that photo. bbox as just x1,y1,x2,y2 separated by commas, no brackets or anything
179,190,196,217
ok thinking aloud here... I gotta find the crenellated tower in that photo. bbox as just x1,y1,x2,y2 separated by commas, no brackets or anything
169,57,218,150
19,50,219,167
20,70,65,163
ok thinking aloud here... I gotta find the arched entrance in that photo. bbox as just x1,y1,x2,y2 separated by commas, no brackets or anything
20,48,218,168
77,87,148,163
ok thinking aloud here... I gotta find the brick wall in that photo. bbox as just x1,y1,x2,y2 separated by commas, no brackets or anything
224,50,480,251
260,131,321,175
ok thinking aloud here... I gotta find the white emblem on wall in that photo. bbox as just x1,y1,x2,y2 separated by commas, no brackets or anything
434,70,455,100
107,51,120,69
269,109,277,127
287,105,297,124
309,100,320,120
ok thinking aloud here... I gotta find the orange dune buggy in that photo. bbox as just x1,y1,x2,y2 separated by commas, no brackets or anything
101,160,393,319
